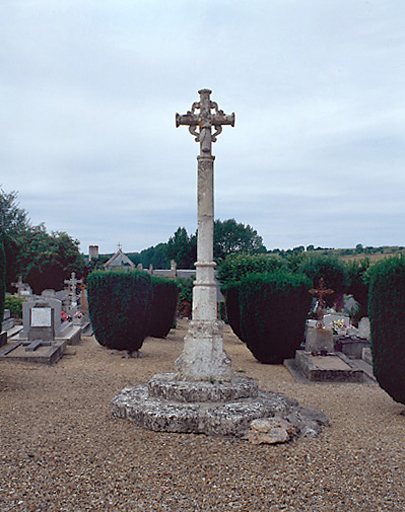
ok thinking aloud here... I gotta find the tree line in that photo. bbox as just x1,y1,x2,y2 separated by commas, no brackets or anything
0,188,85,294
100,219,267,270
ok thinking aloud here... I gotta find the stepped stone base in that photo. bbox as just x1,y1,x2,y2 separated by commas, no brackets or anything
111,373,329,438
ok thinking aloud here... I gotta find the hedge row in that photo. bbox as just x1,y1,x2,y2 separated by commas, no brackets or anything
87,270,178,352
219,251,365,312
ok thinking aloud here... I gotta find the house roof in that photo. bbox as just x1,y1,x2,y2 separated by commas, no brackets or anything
103,248,135,269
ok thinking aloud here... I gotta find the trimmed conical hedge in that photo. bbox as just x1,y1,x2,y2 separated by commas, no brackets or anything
148,276,178,338
87,269,152,352
368,257,405,404
239,270,311,364
221,281,245,342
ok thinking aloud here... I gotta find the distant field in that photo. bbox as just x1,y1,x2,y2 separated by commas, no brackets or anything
334,248,405,263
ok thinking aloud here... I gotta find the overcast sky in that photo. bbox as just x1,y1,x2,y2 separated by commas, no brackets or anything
2,0,404,255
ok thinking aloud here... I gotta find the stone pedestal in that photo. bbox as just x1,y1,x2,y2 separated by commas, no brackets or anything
111,373,329,437
305,327,334,353
175,320,231,382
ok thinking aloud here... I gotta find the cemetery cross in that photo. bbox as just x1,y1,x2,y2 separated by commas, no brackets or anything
64,272,82,308
11,276,25,296
175,89,235,381
309,277,334,329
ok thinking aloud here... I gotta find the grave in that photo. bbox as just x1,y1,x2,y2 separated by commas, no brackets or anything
1,308,23,345
286,285,374,383
0,299,67,364
0,296,81,364
2,309,15,333
111,89,329,439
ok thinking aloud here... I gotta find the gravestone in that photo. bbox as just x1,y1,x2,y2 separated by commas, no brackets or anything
20,296,81,344
0,298,67,364
28,301,55,341
111,89,328,439
358,317,370,340
1,309,15,332
42,289,56,298
11,276,32,297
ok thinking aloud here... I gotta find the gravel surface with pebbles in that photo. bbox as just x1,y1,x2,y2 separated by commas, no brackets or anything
1,319,404,511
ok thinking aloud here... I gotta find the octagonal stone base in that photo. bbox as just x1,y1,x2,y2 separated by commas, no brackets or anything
111,373,329,438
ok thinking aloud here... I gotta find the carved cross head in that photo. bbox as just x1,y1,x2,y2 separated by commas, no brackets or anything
176,89,235,153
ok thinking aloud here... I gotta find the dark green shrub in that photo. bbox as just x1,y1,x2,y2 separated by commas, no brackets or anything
148,276,179,338
4,295,26,319
239,270,312,364
87,269,152,352
346,258,370,320
368,257,405,404
298,253,348,308
221,281,245,342
0,238,5,325
177,277,194,318
217,253,285,285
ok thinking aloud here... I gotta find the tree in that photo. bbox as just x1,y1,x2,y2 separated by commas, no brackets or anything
214,219,266,261
346,258,370,320
0,188,29,241
129,243,170,269
16,225,85,293
217,253,285,284
298,253,348,309
167,227,197,269
0,188,30,287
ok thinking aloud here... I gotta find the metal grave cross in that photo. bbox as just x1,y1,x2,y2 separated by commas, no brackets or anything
309,277,335,329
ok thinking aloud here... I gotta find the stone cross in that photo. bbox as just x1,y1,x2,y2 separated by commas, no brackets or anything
309,277,334,329
11,276,25,296
175,89,235,382
64,272,82,308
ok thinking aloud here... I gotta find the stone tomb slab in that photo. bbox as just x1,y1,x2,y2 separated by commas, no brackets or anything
0,339,67,365
287,351,364,383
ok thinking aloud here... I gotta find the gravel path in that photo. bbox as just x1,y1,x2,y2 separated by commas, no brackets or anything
1,320,404,511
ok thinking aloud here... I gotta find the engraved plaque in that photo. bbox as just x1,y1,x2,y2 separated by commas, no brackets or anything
31,308,52,327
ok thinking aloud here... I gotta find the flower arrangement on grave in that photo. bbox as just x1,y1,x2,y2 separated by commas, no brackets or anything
330,318,347,335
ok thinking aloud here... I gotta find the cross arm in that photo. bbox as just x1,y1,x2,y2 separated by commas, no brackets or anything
212,111,235,127
176,112,199,127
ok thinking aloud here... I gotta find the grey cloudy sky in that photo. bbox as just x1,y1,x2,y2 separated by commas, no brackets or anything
2,0,404,254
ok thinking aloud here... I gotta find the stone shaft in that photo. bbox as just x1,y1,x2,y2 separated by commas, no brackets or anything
175,89,235,381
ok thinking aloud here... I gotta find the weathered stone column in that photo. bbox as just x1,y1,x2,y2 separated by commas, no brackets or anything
174,89,235,382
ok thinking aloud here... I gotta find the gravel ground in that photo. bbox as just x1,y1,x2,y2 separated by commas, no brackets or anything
1,320,404,512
